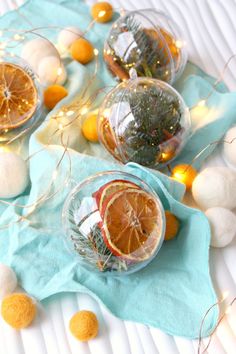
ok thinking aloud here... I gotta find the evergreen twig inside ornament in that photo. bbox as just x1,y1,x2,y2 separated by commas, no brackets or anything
104,9,187,83
98,77,190,168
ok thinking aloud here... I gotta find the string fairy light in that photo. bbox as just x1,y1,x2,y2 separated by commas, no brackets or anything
197,294,236,354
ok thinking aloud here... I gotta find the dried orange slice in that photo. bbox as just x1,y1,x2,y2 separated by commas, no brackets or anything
0,62,38,130
93,179,140,210
98,117,122,161
101,188,163,261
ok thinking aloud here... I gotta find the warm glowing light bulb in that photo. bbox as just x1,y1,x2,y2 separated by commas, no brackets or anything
171,164,198,190
222,291,229,301
175,40,186,49
94,48,99,56
198,100,206,107
13,33,24,41
57,67,63,76
66,110,75,117
98,10,106,18
80,106,89,115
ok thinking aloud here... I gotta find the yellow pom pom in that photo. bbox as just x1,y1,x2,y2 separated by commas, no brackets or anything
164,211,180,241
69,310,99,341
82,113,99,142
171,164,198,191
91,2,113,23
70,38,94,64
44,84,68,110
1,293,37,329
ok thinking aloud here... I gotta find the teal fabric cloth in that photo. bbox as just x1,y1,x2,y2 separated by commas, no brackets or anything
1,0,236,339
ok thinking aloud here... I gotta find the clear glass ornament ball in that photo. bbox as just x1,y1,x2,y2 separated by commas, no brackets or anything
62,171,165,275
104,9,188,83
98,76,191,169
0,54,42,142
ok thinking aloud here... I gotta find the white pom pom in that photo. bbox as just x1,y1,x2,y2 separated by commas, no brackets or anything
205,207,236,248
21,38,58,72
38,56,67,86
192,167,236,210
0,152,29,199
58,26,83,50
223,125,236,169
0,263,17,298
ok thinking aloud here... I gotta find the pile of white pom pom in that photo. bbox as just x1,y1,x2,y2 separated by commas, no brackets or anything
192,125,236,248
21,26,82,86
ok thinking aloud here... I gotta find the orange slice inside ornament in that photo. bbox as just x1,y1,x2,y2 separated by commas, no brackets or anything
0,62,38,130
94,179,140,210
101,188,163,261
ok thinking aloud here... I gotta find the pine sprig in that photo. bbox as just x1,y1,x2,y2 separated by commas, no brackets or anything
116,84,183,166
68,209,128,272
106,14,172,81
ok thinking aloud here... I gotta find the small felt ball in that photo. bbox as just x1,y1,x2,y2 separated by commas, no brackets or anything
0,264,17,299
0,152,29,199
70,38,94,64
1,293,37,329
171,164,198,190
44,85,68,110
38,56,67,86
58,26,83,50
205,207,236,248
82,114,98,142
91,2,113,23
223,125,236,168
164,211,180,241
192,167,236,210
21,38,58,72
69,310,99,341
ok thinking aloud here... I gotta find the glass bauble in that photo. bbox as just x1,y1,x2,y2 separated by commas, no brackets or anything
98,76,191,168
62,171,165,275
104,9,188,83
0,55,42,142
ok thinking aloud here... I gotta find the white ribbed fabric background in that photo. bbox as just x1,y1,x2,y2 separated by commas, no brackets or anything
0,1,236,353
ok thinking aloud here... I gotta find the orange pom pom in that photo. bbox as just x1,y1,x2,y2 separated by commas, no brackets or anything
171,164,198,191
164,211,180,241
82,113,98,142
44,84,68,110
69,310,99,341
91,2,113,23
1,293,37,329
70,38,94,64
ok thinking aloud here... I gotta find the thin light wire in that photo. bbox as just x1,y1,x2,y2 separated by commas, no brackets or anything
198,296,236,354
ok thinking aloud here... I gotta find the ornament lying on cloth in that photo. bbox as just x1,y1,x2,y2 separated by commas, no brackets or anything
0,152,29,198
205,207,236,248
192,167,236,210
98,76,190,168
0,57,42,139
0,263,17,299
63,171,165,275
104,9,187,83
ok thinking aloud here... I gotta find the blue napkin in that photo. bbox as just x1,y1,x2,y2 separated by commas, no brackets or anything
1,0,236,339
